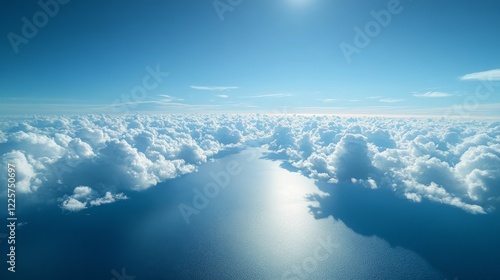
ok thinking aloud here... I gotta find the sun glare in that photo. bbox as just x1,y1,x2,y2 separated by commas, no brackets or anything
287,0,313,7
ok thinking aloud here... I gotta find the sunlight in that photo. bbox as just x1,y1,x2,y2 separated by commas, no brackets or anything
265,163,324,241
287,0,314,8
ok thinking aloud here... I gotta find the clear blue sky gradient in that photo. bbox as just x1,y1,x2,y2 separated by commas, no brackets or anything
1,0,499,116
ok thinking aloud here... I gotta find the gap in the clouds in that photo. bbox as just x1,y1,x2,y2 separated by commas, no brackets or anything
4,147,444,279
129,143,499,279
122,147,444,279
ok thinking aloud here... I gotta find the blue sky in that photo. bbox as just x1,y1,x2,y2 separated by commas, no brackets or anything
1,0,499,116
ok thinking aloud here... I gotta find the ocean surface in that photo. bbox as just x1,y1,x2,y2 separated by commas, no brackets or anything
3,148,499,279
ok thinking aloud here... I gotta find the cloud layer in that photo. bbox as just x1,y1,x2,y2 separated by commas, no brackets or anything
413,91,454,98
0,115,498,214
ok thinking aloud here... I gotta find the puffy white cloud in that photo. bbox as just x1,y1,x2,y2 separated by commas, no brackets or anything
60,186,128,211
8,131,64,160
330,134,375,182
72,186,94,200
89,192,128,207
351,177,378,189
402,181,485,214
61,197,87,212
260,116,499,214
0,114,272,210
455,144,500,201
0,114,498,214
1,150,39,193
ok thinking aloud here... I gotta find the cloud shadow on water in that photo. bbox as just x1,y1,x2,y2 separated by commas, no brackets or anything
308,180,500,280
260,151,302,173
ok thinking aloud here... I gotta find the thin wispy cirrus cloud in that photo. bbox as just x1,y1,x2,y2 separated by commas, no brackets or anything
459,69,500,81
320,98,339,103
109,98,186,110
158,94,184,101
379,98,404,103
318,98,361,103
413,91,455,98
238,93,295,99
189,85,239,91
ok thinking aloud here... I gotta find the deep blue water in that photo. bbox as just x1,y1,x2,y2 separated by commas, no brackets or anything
1,148,499,279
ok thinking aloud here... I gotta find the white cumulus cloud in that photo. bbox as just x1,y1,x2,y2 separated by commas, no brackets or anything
0,114,498,215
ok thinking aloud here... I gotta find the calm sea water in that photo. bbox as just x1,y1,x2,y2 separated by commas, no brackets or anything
5,148,498,279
